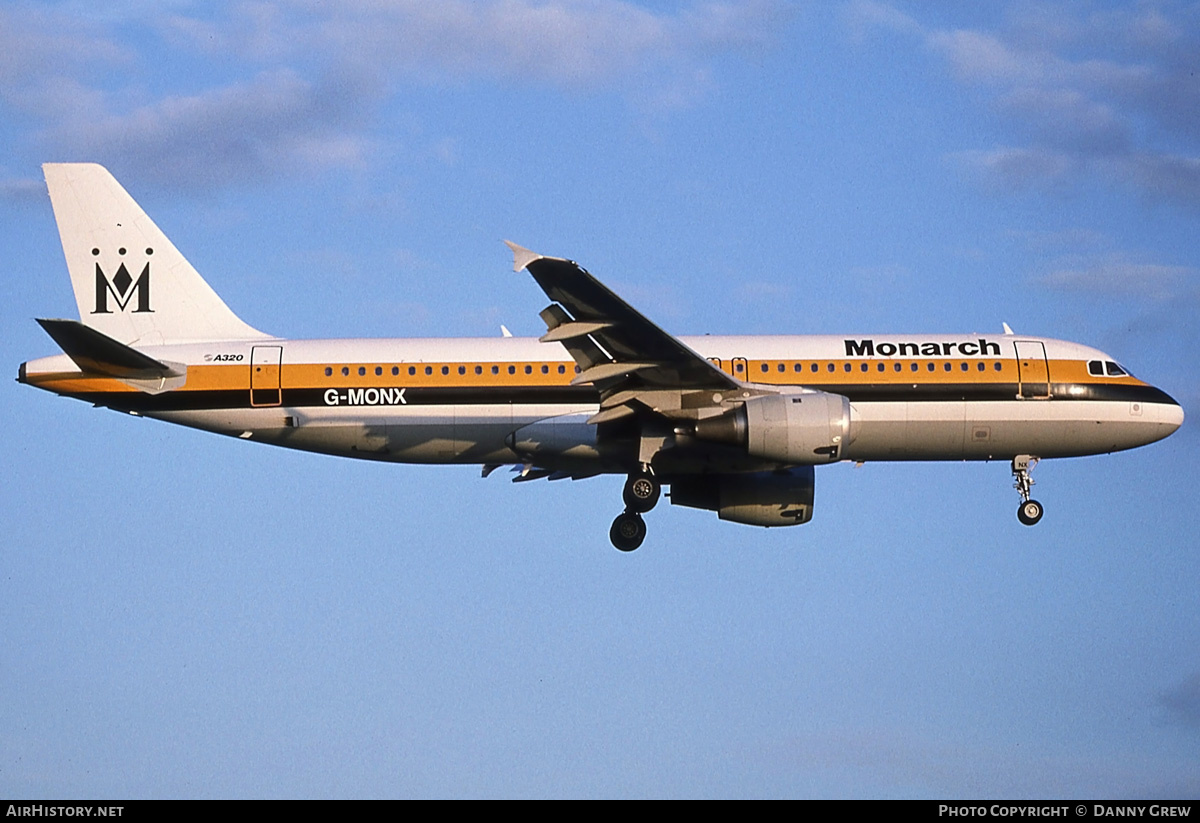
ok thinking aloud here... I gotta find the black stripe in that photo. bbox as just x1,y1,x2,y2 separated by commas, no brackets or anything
830,382,1179,405
57,381,1180,413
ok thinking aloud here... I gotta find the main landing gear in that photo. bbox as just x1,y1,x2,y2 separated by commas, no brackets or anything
610,511,647,552
610,471,661,551
1012,455,1044,526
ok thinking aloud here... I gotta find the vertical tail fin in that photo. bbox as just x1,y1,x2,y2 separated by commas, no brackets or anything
43,163,268,345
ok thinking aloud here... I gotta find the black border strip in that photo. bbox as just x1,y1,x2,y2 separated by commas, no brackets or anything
52,382,1180,413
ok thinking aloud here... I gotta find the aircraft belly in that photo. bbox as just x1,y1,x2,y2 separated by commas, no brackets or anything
152,403,602,466
848,399,1181,461
906,400,966,458
142,398,1180,466
844,401,968,459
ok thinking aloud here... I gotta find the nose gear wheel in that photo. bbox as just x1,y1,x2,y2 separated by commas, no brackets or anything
1011,455,1044,527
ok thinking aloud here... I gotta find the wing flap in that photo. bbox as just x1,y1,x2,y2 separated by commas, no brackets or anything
539,320,615,343
570,361,659,386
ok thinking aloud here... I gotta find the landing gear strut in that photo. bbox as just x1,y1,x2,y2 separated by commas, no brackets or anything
610,470,659,551
1012,455,1044,526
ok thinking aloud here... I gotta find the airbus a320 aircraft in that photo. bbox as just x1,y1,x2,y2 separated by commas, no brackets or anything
20,164,1184,550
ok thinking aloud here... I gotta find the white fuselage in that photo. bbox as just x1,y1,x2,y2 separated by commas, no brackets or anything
22,332,1184,471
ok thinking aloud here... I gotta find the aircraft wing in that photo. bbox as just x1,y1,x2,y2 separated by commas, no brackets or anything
506,242,739,406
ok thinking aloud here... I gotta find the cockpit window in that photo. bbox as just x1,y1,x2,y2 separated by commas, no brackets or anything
1089,359,1131,377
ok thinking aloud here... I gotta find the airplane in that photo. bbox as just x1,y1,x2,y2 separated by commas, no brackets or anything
19,163,1185,551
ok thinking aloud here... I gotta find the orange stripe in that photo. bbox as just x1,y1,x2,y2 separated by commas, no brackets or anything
25,357,1149,394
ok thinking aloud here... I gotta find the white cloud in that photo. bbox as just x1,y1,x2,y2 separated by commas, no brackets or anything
43,69,374,189
1041,256,1196,302
843,0,920,40
952,147,1078,189
0,175,44,203
857,2,1200,207
0,6,126,96
997,87,1128,153
162,0,787,93
1159,672,1200,729
0,1,789,191
927,28,1048,86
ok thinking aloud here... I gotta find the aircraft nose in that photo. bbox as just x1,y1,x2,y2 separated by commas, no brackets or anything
1163,397,1185,432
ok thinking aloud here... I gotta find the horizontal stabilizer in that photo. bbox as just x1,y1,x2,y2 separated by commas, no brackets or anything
36,318,181,379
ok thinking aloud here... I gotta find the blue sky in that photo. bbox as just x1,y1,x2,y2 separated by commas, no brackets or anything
2,0,1198,798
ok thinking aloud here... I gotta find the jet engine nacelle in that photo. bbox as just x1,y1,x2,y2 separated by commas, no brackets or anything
670,466,815,526
695,390,852,464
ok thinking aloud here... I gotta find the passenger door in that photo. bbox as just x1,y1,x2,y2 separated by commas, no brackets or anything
250,345,283,407
1014,341,1050,399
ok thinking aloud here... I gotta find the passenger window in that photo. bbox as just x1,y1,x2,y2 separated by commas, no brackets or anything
508,365,516,375
893,363,901,372
993,362,1002,371
558,364,566,374
524,365,532,374
324,367,332,377
492,365,499,375
926,362,935,372
827,363,835,373
342,367,349,376
860,363,868,372
392,366,399,376
960,362,969,372
475,365,482,375
944,362,952,372
457,365,465,375
409,366,416,376
778,363,785,373
843,363,851,373
977,362,985,372
794,363,802,372
375,366,382,376
876,363,885,373
810,363,818,373
542,364,549,374
761,363,768,373
441,366,449,375
913,362,920,372
736,362,744,373
358,367,366,376
425,366,433,375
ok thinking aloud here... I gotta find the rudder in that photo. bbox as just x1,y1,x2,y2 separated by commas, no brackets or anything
43,163,268,345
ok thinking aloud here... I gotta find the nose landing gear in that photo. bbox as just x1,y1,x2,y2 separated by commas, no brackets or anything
1012,455,1044,526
